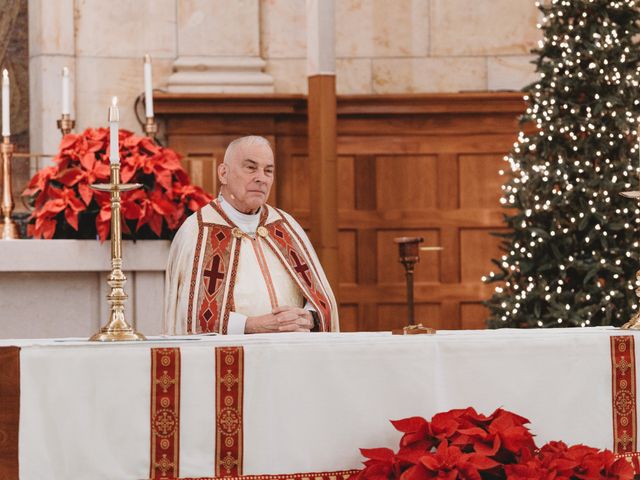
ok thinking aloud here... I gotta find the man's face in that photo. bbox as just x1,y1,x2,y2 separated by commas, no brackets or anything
218,142,275,213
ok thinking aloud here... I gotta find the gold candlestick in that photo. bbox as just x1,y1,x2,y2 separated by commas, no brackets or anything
144,116,157,137
88,163,145,341
56,113,75,135
1,136,19,239
620,187,640,329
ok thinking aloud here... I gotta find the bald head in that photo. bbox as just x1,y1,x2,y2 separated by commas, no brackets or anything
218,135,275,214
223,136,272,165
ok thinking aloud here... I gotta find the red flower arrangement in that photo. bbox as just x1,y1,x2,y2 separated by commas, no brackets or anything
351,407,636,480
23,128,212,241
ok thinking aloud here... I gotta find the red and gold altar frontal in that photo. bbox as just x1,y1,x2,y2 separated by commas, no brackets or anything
0,329,639,479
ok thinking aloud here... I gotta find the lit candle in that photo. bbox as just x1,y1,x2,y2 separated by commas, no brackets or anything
2,69,9,137
108,96,119,165
144,54,154,118
62,67,70,115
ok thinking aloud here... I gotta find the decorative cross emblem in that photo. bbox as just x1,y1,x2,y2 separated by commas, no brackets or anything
618,429,633,451
290,250,312,287
204,254,225,295
617,357,631,375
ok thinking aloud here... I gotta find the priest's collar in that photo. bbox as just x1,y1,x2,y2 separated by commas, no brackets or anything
218,194,261,235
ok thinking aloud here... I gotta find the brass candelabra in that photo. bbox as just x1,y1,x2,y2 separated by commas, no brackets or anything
56,113,75,135
1,136,18,239
89,162,146,341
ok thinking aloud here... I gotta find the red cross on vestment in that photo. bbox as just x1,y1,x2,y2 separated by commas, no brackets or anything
290,250,312,287
204,254,225,295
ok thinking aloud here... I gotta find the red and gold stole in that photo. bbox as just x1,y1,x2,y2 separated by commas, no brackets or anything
263,212,333,331
188,201,334,333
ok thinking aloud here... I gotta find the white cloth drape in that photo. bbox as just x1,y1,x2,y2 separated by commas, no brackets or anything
7,327,636,479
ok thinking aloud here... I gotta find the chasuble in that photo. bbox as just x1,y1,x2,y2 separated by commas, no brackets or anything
164,198,339,334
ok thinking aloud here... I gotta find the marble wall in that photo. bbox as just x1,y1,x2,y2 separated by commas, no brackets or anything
264,0,541,94
27,0,541,164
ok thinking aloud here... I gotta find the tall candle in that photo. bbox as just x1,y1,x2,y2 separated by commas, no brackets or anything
144,54,154,118
62,67,70,115
108,96,119,165
2,69,9,137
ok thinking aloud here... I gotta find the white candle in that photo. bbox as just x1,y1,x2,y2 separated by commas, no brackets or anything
108,96,119,165
144,54,154,118
62,67,70,115
2,69,9,137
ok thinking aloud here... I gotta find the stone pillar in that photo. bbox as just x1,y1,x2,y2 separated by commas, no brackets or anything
168,0,274,93
28,0,75,172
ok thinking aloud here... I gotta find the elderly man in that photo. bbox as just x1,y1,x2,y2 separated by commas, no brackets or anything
164,136,339,334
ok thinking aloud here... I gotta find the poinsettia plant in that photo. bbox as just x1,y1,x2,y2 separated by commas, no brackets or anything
23,128,212,241
351,407,637,480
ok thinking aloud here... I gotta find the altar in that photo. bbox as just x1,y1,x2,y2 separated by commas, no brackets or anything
0,240,169,338
1,327,637,480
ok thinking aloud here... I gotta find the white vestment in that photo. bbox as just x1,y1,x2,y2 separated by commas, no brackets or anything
164,198,339,334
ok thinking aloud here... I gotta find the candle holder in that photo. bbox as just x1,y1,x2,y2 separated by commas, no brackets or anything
89,162,146,341
56,113,75,135
144,116,157,137
1,136,19,239
394,237,424,326
620,185,640,329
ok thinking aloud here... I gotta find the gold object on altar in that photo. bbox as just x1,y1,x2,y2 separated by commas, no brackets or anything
257,226,268,238
89,163,145,341
89,99,145,341
393,323,437,335
56,113,75,135
144,116,157,137
620,188,640,329
1,136,19,239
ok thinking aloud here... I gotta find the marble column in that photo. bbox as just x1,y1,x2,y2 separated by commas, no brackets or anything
28,0,75,172
168,0,274,93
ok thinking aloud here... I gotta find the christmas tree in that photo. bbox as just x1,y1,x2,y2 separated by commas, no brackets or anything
485,0,640,328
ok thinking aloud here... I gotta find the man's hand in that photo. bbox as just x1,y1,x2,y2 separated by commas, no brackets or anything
245,305,313,334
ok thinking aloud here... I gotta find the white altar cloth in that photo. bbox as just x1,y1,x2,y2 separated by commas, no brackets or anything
1,327,638,480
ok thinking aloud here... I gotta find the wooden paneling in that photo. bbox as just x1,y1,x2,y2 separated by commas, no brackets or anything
376,155,438,209
156,92,524,331
339,304,359,332
338,230,358,285
460,228,507,284
460,303,492,330
459,154,505,208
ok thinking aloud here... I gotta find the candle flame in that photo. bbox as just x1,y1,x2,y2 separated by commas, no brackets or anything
144,53,151,64
62,66,69,76
2,69,8,80
112,96,118,107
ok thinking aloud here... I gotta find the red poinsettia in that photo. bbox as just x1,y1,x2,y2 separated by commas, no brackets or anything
23,128,212,241
351,408,639,480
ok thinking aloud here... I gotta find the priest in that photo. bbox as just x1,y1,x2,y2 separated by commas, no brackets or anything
164,135,339,334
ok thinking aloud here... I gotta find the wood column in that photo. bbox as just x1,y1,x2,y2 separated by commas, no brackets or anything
307,75,338,290
307,0,339,291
